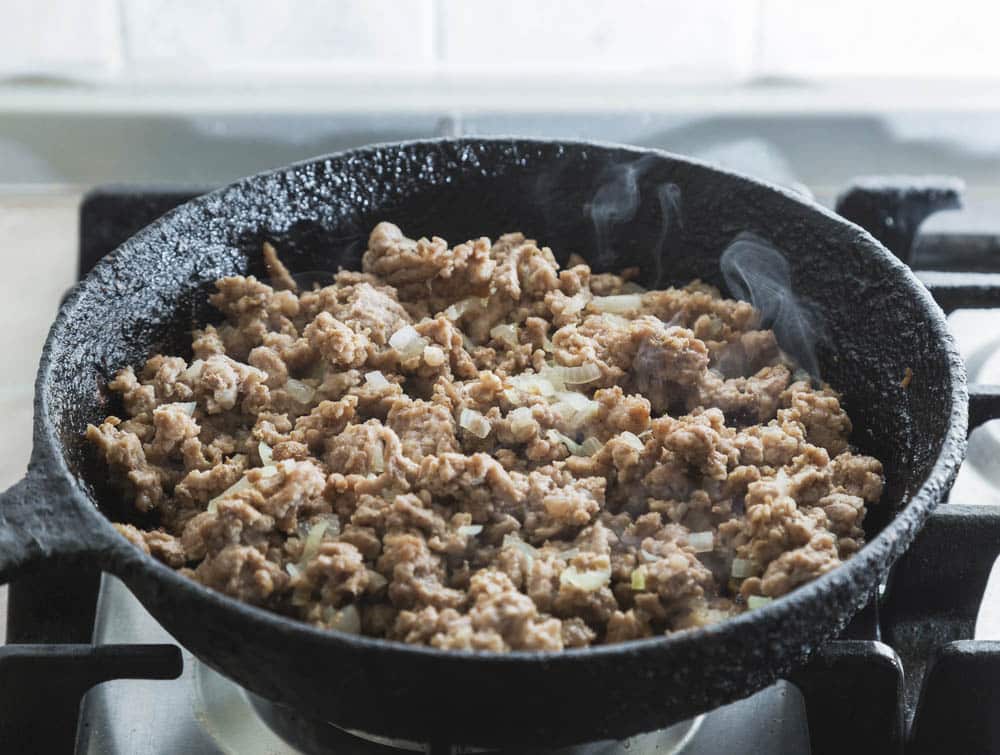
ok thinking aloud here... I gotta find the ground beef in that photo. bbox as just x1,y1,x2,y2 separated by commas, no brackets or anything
87,223,884,651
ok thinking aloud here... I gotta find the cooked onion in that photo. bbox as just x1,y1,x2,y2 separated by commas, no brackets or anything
631,567,647,591
579,437,603,456
389,325,421,350
300,517,339,564
285,563,301,578
560,564,611,591
259,465,279,478
174,402,197,416
508,374,556,397
601,313,631,328
370,439,385,473
639,548,658,563
457,524,483,537
183,359,205,381
591,294,643,314
502,534,539,561
207,475,252,513
620,431,644,451
731,558,755,578
442,297,481,321
747,595,773,610
551,391,599,425
508,407,536,435
688,532,714,553
547,429,582,455
285,378,315,404
258,441,273,465
490,323,519,348
326,604,362,634
545,363,601,385
423,344,446,367
366,570,388,592
555,548,579,561
459,408,491,439
364,370,390,389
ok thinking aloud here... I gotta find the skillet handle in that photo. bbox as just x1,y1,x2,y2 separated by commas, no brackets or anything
0,470,111,585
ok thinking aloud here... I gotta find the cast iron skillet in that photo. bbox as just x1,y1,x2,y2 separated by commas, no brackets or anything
0,139,967,747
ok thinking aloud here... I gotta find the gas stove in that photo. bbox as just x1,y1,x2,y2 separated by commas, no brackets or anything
4,179,1000,755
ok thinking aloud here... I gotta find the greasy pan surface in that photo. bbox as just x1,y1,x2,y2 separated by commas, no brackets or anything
7,139,967,746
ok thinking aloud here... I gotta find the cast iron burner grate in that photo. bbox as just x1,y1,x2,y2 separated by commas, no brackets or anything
4,180,1000,755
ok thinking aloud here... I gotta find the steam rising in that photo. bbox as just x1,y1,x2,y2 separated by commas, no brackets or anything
721,233,822,380
588,157,681,284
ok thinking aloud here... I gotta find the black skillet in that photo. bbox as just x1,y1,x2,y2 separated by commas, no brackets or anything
0,139,968,747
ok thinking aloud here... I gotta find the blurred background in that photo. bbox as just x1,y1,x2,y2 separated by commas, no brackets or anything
4,0,1000,638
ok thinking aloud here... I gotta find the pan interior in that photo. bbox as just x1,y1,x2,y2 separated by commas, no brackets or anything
48,140,951,545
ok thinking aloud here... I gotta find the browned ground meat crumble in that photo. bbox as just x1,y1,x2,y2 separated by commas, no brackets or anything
88,222,884,651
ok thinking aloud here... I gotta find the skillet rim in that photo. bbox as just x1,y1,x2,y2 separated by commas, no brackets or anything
38,136,969,663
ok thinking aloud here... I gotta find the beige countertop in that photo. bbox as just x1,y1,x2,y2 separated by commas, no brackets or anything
0,189,81,642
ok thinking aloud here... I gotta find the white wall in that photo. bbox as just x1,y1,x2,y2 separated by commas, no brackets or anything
2,0,1000,85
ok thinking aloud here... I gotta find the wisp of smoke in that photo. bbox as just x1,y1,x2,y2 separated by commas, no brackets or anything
720,232,822,380
588,156,681,282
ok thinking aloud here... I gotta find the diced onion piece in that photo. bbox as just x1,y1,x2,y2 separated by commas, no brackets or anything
545,363,601,385
461,333,476,351
457,524,484,537
560,564,611,592
489,323,519,348
747,595,774,610
547,429,582,455
442,297,480,321
579,437,603,456
562,292,590,316
175,402,197,416
731,558,755,578
389,325,421,350
183,359,205,381
285,563,301,578
370,439,385,473
459,408,491,439
556,548,579,561
259,465,279,478
541,336,555,353
639,548,658,563
688,531,714,553
366,570,388,592
423,344,446,367
258,441,273,465
591,294,643,314
602,313,631,328
502,534,539,561
620,431,645,451
300,518,336,564
508,407,536,435
364,370,390,389
631,567,647,591
327,604,362,634
509,374,556,397
207,475,253,513
285,378,315,404
389,326,430,361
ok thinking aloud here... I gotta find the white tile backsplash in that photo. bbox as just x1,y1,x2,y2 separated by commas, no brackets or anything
120,0,434,68
3,2,1000,98
757,0,1000,78
438,0,757,78
0,0,120,77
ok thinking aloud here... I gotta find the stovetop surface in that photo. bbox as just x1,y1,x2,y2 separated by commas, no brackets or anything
7,172,1000,755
